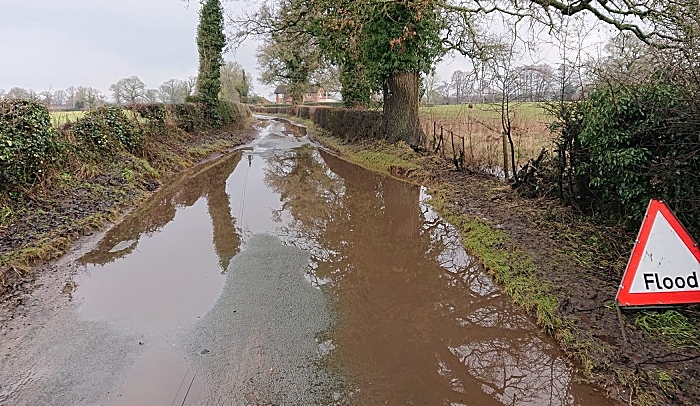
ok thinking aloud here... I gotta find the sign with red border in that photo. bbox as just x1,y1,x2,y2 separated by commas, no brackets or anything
616,199,700,306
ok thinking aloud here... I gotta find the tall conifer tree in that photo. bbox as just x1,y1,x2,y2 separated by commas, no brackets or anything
196,0,226,117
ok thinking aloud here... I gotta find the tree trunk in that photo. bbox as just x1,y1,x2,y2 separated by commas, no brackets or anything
382,71,423,147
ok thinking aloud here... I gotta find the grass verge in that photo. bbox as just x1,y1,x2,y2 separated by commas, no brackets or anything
636,310,700,350
430,192,564,333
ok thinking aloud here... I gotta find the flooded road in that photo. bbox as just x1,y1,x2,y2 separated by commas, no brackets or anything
0,118,612,405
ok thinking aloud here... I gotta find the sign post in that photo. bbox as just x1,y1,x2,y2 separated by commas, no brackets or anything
616,199,700,307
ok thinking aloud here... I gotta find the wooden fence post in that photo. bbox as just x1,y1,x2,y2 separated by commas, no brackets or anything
433,121,437,146
502,133,509,179
440,126,444,157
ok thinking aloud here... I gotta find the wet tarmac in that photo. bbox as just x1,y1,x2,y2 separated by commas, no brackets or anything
0,118,613,405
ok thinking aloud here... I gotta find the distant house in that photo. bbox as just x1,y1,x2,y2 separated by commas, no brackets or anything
274,85,327,104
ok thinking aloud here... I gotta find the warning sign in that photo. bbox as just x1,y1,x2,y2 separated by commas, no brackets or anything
616,199,700,306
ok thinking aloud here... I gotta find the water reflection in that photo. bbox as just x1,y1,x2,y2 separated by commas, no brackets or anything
264,148,610,405
73,151,244,330
80,152,243,272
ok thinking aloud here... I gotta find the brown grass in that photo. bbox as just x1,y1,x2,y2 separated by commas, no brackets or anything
419,103,554,171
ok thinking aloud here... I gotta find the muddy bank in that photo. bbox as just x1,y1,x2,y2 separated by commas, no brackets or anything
310,129,700,405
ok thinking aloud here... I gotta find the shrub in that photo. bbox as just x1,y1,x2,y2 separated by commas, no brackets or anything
217,100,238,127
71,106,142,153
168,103,202,133
166,101,247,132
549,79,700,237
0,99,60,188
126,104,167,129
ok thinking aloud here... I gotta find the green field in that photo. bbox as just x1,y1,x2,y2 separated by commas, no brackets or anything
49,111,85,127
420,102,551,121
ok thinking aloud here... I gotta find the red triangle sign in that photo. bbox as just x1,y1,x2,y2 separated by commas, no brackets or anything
617,199,700,306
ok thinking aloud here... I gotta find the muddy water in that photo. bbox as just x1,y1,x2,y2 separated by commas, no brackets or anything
0,118,612,405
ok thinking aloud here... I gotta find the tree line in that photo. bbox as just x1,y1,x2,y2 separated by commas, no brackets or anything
425,63,580,105
0,62,251,110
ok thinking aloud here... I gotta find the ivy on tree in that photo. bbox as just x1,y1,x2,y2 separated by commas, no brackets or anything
196,0,226,118
234,0,698,146
275,0,445,145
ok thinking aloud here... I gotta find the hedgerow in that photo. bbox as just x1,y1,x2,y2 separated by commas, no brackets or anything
71,106,142,153
1,101,249,195
0,99,60,189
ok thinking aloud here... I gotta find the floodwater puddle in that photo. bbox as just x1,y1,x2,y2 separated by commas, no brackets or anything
1,118,613,405
107,344,205,406
75,198,227,330
269,149,612,405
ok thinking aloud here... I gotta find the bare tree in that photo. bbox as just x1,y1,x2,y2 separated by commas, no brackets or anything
53,90,67,107
449,71,466,104
449,70,478,104
423,72,441,105
439,80,452,104
158,79,190,103
588,32,657,85
110,76,147,104
184,76,198,98
144,89,159,104
515,64,556,101
471,32,525,180
72,86,105,109
438,0,699,48
5,87,31,100
65,86,78,109
39,88,54,107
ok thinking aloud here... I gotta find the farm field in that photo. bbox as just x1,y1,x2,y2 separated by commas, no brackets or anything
419,103,555,170
49,111,85,127
420,102,549,120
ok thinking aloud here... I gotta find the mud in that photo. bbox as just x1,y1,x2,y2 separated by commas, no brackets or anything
1,118,612,405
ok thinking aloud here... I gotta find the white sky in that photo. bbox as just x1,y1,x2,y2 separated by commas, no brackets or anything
0,0,613,101
0,0,266,98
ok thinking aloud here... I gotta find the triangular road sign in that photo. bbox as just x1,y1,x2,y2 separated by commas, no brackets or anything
617,199,700,306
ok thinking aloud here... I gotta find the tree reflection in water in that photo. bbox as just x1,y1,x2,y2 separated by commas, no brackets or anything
80,152,243,272
264,146,603,406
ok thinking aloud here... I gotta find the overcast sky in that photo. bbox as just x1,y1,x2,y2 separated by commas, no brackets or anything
0,0,267,98
1,1,611,101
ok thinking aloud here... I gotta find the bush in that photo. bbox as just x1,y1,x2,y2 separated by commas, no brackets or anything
0,99,60,188
168,103,203,133
166,101,247,132
549,79,700,237
71,106,142,153
217,100,240,127
126,104,167,129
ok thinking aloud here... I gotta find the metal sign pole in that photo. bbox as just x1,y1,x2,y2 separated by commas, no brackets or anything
615,304,628,346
